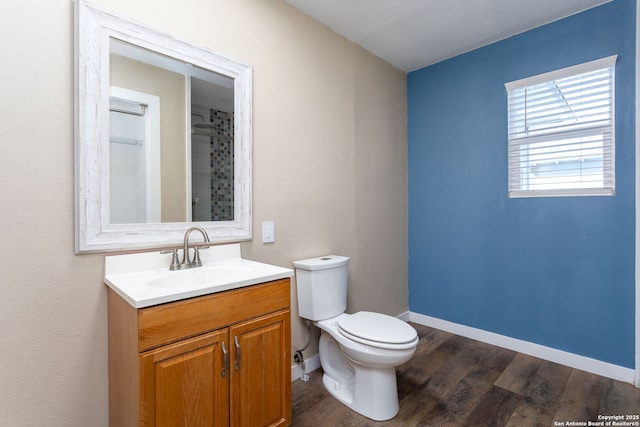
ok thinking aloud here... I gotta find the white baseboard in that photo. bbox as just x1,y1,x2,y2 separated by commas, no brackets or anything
410,312,636,385
397,310,411,322
291,353,321,382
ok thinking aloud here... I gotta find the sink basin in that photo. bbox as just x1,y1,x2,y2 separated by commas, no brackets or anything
104,244,294,308
149,264,257,288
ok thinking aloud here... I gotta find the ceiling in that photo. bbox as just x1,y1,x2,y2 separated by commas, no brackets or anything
283,0,612,72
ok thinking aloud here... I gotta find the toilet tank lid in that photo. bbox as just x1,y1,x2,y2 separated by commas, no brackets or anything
293,255,350,271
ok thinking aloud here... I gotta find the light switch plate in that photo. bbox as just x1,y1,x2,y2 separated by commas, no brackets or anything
262,221,275,243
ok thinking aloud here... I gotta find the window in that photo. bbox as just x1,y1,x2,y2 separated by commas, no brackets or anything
505,56,616,198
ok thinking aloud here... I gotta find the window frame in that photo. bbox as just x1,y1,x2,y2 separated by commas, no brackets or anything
505,55,617,198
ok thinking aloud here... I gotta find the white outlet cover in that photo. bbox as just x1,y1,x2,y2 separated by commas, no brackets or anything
262,221,275,243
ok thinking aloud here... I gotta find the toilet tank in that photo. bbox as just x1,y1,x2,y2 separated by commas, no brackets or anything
293,255,350,321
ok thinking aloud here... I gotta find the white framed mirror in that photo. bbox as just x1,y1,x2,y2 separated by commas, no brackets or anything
74,0,252,253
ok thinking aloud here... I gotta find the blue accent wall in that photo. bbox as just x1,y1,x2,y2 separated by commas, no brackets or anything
407,0,636,368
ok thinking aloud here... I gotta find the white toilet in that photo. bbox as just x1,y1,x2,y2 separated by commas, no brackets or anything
294,255,418,421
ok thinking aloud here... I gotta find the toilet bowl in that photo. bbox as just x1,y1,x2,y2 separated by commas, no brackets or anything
294,255,418,421
316,312,418,420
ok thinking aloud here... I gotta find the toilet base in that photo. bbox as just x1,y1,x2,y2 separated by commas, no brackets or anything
322,365,399,421
319,333,400,421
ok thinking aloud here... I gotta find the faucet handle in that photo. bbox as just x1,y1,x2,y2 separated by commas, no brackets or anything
192,247,203,268
169,249,181,270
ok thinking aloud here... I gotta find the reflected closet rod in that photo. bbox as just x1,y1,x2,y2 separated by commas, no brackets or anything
110,103,147,117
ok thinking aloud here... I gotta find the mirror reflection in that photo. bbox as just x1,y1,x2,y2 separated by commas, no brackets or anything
109,39,234,224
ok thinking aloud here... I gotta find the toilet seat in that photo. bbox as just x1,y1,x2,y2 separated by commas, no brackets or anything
337,311,418,350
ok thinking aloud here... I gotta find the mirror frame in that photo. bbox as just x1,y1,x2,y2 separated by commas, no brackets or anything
74,0,252,253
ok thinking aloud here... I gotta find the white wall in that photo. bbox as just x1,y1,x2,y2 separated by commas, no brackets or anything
0,0,407,425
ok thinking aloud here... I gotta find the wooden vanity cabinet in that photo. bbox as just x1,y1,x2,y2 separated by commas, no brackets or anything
108,278,292,427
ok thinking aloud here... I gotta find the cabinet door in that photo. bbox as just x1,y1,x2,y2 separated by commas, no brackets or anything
140,329,230,427
230,310,291,427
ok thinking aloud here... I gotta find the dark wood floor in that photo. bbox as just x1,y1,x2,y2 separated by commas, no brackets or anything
291,323,640,427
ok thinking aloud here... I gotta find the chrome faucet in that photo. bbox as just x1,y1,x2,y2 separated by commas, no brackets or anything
169,226,210,270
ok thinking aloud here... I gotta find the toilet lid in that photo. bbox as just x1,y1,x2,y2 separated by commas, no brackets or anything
337,311,417,346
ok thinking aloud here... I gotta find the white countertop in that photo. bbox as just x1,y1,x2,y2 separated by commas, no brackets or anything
104,244,294,308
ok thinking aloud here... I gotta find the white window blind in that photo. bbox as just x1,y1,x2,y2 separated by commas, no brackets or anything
505,55,617,198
